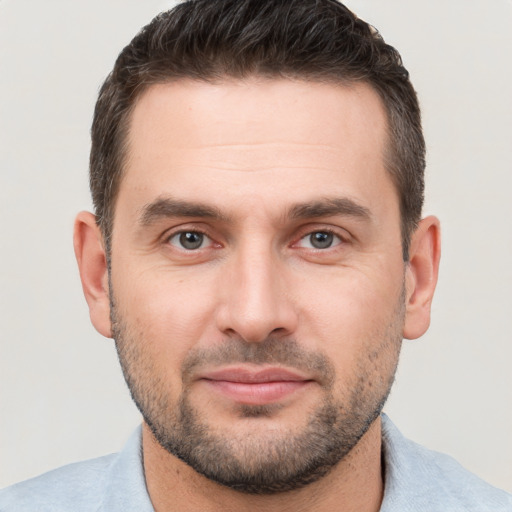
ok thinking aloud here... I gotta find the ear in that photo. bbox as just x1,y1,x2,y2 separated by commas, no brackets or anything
73,211,112,338
403,215,441,340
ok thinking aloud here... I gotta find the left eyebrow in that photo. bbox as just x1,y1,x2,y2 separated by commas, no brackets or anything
287,197,371,221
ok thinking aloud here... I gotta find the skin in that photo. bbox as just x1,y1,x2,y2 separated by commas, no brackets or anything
74,78,440,512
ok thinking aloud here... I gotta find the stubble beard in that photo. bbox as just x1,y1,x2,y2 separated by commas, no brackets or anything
111,296,404,495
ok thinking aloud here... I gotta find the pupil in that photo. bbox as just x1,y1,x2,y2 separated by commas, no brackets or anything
180,232,203,250
311,232,333,249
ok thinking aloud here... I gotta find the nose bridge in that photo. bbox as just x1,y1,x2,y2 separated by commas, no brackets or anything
216,236,297,342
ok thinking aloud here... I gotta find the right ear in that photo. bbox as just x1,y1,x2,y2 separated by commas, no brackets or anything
73,211,112,338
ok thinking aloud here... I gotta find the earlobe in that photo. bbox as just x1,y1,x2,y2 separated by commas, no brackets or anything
73,211,113,338
403,216,441,340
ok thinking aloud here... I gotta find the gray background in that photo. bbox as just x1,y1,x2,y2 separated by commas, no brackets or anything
1,0,511,493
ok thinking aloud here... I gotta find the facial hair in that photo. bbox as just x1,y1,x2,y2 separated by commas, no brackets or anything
111,294,404,495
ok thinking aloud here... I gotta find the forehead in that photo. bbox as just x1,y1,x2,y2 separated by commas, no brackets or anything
120,78,394,216
127,77,388,156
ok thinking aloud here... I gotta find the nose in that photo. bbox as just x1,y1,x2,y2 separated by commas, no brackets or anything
215,245,298,343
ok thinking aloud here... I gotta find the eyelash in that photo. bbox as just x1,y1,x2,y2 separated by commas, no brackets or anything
161,226,349,253
164,228,217,251
293,228,347,251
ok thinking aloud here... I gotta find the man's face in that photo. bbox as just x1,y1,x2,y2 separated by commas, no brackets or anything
109,79,407,492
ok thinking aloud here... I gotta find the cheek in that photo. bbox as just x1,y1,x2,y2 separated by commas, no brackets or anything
303,274,403,404
294,265,404,355
111,264,222,369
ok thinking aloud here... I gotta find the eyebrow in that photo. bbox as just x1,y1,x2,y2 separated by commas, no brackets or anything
288,197,371,221
139,197,230,226
138,195,371,227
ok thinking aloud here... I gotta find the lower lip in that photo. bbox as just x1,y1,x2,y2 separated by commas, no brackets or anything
203,380,311,405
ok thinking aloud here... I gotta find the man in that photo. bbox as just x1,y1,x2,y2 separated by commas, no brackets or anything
1,0,510,510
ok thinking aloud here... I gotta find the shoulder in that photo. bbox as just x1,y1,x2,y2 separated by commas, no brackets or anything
0,426,151,512
0,454,117,511
381,414,512,512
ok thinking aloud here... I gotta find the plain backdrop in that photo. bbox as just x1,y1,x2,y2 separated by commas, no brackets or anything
1,0,511,494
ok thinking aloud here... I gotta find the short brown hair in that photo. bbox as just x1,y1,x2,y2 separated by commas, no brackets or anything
90,0,425,260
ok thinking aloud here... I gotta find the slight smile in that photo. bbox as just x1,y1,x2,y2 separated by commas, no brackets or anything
199,367,315,405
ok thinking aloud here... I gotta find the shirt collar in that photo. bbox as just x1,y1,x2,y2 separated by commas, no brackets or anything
99,426,154,512
102,415,476,511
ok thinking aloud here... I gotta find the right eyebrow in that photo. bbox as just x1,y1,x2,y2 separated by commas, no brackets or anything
138,196,230,226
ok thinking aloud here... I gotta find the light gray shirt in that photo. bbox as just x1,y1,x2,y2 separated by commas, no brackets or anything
1,415,511,511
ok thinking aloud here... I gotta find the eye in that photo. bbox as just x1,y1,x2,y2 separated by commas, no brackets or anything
167,231,211,250
297,231,342,250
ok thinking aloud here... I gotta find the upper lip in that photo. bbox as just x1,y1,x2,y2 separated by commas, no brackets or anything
199,366,312,383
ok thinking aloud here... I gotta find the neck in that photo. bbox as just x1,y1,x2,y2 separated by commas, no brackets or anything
143,416,384,512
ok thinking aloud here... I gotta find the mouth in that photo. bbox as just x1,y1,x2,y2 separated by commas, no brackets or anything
198,366,315,405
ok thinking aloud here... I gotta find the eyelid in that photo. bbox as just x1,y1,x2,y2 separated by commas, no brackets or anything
161,224,221,250
296,230,343,250
158,223,350,252
292,224,351,247
168,231,212,250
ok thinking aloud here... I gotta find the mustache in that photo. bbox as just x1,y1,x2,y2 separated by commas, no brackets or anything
181,336,335,388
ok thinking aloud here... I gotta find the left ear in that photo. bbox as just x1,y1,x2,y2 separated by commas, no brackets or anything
403,215,441,340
